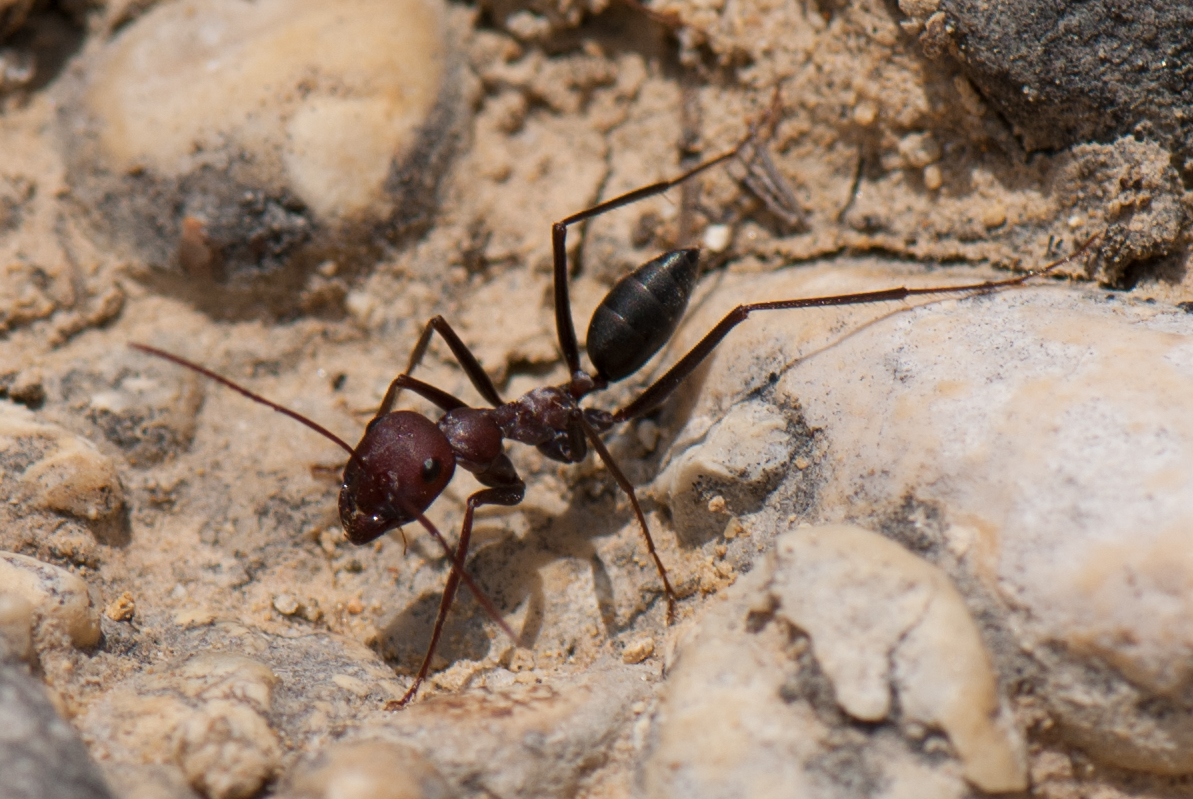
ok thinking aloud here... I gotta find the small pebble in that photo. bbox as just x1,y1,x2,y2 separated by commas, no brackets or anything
922,164,943,191
636,419,661,452
981,204,1008,229
706,496,727,514
346,597,365,615
898,132,942,168
272,595,300,616
852,100,878,126
622,637,655,664
104,592,136,622
897,0,940,16
701,224,732,253
953,75,987,116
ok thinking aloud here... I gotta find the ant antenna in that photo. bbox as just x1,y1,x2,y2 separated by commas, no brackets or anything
130,344,356,456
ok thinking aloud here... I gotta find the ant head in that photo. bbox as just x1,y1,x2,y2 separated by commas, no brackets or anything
338,411,456,545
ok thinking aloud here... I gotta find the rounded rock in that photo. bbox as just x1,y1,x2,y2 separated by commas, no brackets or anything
0,591,33,662
0,551,101,649
61,0,458,318
1,400,125,525
284,740,451,799
176,700,282,799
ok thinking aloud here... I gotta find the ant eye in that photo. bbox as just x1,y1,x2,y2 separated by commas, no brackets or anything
421,458,441,483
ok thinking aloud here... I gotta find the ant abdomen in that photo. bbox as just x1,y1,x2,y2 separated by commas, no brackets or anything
586,248,701,382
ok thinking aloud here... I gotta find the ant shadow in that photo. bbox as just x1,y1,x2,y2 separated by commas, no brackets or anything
376,489,642,675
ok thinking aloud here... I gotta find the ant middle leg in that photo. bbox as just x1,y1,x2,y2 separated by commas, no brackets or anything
549,100,785,375
550,144,748,375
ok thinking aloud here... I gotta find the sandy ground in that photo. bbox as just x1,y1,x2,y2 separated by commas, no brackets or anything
1,0,1192,797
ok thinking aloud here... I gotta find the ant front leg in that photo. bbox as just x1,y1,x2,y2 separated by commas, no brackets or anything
375,373,467,421
390,316,505,412
391,480,526,708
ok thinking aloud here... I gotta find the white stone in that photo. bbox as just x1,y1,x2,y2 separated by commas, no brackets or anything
772,525,1026,792
662,259,1193,774
81,0,448,222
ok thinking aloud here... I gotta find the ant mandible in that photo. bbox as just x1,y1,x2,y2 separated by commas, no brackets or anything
133,119,1097,706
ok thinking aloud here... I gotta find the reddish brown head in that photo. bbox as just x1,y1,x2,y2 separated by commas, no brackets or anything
339,411,456,545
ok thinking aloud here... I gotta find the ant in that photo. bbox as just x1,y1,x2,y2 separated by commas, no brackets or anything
133,121,1097,706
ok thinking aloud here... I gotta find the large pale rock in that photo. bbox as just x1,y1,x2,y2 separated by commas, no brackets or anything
642,525,1023,797
62,0,458,316
772,525,1025,792
660,258,1193,775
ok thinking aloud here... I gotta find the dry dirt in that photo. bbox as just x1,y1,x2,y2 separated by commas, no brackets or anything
1,0,1191,797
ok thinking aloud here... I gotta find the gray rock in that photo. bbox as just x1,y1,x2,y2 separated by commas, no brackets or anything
0,660,114,799
932,0,1193,162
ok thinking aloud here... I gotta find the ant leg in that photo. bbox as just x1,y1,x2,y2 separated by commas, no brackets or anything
390,481,526,708
551,100,787,374
552,144,751,375
375,374,467,420
613,236,1101,422
576,415,677,623
399,501,521,646
394,316,505,410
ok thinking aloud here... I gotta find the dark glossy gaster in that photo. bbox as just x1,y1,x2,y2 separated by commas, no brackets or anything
132,120,1098,707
